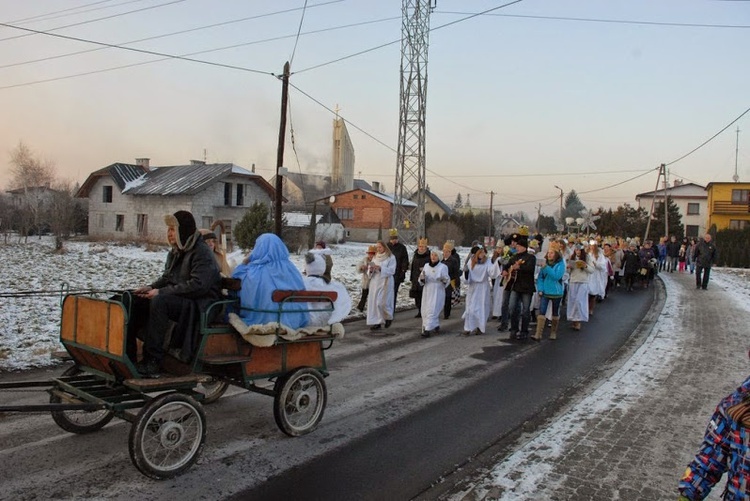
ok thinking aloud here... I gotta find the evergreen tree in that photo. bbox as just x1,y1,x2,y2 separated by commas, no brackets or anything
465,193,472,209
650,198,684,238
562,190,586,220
234,202,274,250
453,193,463,209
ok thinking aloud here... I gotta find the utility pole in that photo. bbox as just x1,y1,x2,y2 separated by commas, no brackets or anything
536,203,542,232
734,126,741,182
488,191,495,238
644,164,665,242
663,165,669,237
554,185,564,227
274,61,290,237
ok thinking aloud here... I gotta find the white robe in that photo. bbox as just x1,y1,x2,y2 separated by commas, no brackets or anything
420,262,450,331
587,251,608,298
489,259,505,317
567,281,590,322
367,253,396,326
303,276,352,326
462,260,492,333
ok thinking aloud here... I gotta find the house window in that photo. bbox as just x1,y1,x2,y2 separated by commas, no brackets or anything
685,225,699,237
202,216,213,229
103,185,113,203
361,194,366,199
115,214,124,232
732,189,750,203
353,194,359,199
136,214,148,235
236,184,244,206
336,208,353,220
224,183,232,206
729,219,750,230
97,214,104,228
687,203,700,215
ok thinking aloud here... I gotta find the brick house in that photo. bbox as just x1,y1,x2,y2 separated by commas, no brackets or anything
76,159,277,243
321,186,416,242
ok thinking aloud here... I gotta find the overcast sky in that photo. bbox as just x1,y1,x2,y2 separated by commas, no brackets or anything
1,0,748,216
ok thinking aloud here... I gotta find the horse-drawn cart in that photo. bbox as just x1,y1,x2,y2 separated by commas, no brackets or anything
0,286,339,479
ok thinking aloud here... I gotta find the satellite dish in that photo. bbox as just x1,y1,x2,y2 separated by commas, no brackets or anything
329,195,336,203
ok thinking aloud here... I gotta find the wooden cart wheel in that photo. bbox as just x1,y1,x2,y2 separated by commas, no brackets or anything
129,393,206,480
50,365,114,434
196,377,229,404
273,367,327,437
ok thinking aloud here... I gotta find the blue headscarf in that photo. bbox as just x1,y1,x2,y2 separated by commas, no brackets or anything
231,233,309,329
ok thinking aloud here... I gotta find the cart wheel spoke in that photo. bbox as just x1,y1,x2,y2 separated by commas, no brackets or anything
50,365,114,434
129,393,206,480
273,367,327,437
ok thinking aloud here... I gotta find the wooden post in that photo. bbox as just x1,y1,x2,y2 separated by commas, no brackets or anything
275,61,290,237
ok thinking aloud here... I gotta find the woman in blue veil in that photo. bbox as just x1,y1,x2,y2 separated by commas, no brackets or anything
231,233,309,330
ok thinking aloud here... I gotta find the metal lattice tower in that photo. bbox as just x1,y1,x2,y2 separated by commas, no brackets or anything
392,0,434,245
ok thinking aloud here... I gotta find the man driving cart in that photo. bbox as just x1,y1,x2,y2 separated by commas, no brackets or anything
127,210,221,376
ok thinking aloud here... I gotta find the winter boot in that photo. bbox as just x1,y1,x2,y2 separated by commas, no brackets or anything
532,315,545,341
550,317,560,340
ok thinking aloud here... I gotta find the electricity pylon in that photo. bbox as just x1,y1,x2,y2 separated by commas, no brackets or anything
392,0,435,245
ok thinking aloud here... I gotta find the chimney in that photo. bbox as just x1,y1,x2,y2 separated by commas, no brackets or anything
135,158,150,170
673,179,683,187
372,181,380,192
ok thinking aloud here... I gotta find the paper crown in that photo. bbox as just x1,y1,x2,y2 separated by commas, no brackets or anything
418,237,428,246
443,240,454,250
388,228,398,237
517,225,529,236
529,238,539,249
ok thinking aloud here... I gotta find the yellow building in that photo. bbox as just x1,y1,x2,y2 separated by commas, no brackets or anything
706,182,750,231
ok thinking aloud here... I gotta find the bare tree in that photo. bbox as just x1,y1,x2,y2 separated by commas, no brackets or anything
8,142,56,240
0,193,11,243
46,181,78,250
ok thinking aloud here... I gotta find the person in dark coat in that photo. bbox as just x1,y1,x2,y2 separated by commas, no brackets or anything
621,242,641,292
694,233,718,290
504,236,537,341
409,238,431,318
666,235,681,273
387,228,410,314
128,210,221,376
441,241,460,319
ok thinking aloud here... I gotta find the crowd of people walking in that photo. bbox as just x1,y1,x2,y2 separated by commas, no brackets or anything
355,227,718,342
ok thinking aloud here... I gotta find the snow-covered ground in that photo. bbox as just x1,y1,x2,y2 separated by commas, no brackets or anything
0,236,435,371
449,267,750,500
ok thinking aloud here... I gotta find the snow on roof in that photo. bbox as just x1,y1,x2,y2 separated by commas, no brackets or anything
284,211,324,228
122,173,148,192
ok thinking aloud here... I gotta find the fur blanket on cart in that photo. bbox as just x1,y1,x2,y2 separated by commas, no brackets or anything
227,313,345,347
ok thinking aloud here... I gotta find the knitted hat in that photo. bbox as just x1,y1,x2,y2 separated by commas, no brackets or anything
199,228,217,241
516,236,529,248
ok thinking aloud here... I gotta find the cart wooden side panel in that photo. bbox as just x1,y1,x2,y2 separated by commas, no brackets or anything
60,295,136,379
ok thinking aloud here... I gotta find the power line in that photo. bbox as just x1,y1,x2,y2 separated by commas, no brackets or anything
0,15,396,89
439,168,651,178
666,105,750,166
0,0,188,43
577,167,658,195
294,0,525,74
434,11,750,29
289,0,309,67
0,0,345,70
7,0,144,26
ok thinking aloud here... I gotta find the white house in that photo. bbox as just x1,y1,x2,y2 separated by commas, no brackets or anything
635,181,706,238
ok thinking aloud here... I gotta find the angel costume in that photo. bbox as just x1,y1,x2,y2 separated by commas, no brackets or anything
462,258,492,334
302,251,352,329
419,259,450,332
367,251,396,327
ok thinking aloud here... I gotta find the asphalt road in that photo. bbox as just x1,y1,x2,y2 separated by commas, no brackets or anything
0,283,655,500
236,284,657,501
